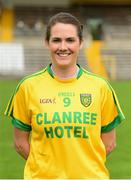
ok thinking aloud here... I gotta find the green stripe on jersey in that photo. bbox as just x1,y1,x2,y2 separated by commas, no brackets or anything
5,68,47,116
82,68,125,122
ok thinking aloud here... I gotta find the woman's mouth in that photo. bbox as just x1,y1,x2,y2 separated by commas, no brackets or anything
56,52,71,57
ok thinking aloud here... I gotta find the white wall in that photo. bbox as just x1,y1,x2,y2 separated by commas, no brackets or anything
0,43,24,75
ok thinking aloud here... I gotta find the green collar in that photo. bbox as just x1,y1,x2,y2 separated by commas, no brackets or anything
47,64,83,80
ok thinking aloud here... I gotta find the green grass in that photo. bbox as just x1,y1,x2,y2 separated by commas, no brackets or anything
0,80,25,178
0,79,131,179
106,81,131,179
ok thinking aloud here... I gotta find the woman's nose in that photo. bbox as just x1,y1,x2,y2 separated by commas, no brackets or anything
59,41,67,50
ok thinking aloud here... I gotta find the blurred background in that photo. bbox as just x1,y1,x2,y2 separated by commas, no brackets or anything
0,0,131,179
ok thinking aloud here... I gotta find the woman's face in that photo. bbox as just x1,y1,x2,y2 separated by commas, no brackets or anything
46,23,83,68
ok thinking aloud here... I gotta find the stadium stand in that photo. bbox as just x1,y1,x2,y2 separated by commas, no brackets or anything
1,2,131,80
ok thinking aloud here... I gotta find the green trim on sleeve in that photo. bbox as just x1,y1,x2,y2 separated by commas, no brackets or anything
101,115,125,133
12,118,32,132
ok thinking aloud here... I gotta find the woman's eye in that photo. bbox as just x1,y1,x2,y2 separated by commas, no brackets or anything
52,39,60,43
66,38,75,42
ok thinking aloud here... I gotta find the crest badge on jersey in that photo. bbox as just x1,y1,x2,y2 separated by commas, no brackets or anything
80,93,92,107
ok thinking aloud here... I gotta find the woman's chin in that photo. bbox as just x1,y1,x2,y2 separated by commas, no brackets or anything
55,59,71,67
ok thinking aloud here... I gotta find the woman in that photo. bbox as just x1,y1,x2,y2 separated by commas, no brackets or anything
5,12,125,179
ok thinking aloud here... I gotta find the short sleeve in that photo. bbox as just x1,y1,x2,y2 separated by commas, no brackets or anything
5,81,31,131
101,81,125,133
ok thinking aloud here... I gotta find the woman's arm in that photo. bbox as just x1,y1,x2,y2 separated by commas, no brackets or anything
14,127,30,160
101,128,116,156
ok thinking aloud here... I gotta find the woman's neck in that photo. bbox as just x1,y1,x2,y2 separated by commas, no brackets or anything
51,64,79,79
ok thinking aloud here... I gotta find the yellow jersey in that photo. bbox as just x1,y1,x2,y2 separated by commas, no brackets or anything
5,64,125,179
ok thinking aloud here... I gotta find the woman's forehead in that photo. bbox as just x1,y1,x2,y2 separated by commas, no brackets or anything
50,23,78,36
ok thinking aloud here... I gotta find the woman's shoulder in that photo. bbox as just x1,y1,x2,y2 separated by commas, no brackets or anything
82,68,108,84
15,67,47,90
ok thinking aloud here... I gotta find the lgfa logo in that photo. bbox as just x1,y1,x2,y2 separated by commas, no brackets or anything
40,98,56,104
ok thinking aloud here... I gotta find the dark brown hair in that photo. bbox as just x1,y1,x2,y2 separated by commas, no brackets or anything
45,12,83,42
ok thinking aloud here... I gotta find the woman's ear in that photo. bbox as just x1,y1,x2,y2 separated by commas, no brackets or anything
44,40,49,48
80,40,83,49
